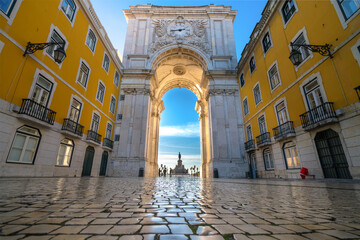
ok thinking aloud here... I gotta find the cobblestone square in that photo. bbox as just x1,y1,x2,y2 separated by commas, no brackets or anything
0,177,359,239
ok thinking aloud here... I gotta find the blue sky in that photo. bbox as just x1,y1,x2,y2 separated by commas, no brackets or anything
90,0,267,171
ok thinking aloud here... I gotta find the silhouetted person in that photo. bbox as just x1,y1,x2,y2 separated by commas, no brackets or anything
163,168,167,176
159,168,161,177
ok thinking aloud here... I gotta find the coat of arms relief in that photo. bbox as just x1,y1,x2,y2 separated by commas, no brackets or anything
149,16,211,55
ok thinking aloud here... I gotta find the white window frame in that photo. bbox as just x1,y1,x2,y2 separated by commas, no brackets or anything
257,113,268,135
66,95,83,122
279,0,298,29
58,0,79,26
289,27,313,71
243,97,249,116
56,139,74,167
273,97,291,126
0,40,4,53
283,141,301,169
43,25,69,68
351,37,360,67
75,58,91,89
90,110,101,133
240,72,245,88
27,69,57,108
96,80,106,104
331,0,360,29
267,60,282,92
261,29,273,55
263,148,274,170
249,55,256,74
0,0,23,26
102,52,110,73
253,82,262,106
299,72,328,111
246,123,253,141
109,95,116,114
105,121,113,139
85,26,97,54
114,70,120,87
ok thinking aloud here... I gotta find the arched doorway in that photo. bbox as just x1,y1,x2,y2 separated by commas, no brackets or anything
99,151,108,176
315,129,352,179
82,146,94,177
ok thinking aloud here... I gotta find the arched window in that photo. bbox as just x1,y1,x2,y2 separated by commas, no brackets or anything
249,56,256,73
7,126,41,164
56,139,74,166
283,141,300,169
263,148,274,170
240,73,245,87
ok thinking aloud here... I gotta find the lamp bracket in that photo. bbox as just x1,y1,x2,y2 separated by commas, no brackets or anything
290,42,333,58
23,42,64,56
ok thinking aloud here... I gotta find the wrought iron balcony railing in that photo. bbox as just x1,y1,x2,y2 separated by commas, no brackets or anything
273,121,295,140
61,118,84,136
300,102,337,129
103,138,114,149
18,99,56,125
256,132,271,147
244,139,255,151
87,130,102,144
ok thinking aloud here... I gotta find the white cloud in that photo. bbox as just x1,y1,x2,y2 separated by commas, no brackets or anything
159,123,200,137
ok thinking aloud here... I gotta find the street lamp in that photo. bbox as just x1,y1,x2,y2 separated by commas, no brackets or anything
289,42,332,66
23,42,66,63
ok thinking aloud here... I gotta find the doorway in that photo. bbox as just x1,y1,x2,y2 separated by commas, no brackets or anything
82,146,94,176
99,151,108,176
249,152,257,179
315,129,351,179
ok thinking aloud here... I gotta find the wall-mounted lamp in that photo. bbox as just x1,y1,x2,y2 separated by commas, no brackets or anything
23,42,66,64
289,42,332,66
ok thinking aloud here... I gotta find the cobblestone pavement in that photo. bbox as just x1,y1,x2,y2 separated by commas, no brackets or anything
0,177,360,240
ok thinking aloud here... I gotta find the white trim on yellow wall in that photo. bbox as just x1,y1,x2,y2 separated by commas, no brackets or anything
66,94,84,122
0,40,4,53
351,37,360,67
58,0,80,27
43,24,69,69
75,58,91,90
0,0,23,26
331,0,360,29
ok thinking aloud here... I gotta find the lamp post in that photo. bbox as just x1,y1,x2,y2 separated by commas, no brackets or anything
23,42,66,63
289,42,332,66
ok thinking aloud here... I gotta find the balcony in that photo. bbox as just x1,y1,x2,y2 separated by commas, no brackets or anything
256,132,271,148
86,130,102,144
300,102,338,131
18,99,56,125
61,118,84,138
103,138,114,150
273,121,296,141
244,139,255,152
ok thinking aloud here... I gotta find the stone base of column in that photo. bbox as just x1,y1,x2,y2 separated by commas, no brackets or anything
212,158,249,178
107,157,145,177
145,161,158,177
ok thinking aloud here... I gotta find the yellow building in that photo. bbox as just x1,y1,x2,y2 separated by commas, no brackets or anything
0,0,123,177
237,0,360,179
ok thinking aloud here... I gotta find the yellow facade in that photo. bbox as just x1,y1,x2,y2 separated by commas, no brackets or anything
0,0,122,177
238,0,360,179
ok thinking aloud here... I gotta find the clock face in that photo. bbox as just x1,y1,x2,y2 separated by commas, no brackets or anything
169,23,191,39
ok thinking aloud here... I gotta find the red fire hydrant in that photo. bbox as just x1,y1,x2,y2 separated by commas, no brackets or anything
300,167,308,179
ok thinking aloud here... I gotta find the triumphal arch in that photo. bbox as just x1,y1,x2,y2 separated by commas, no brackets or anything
109,5,247,178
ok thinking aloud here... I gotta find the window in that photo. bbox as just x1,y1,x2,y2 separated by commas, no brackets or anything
0,0,16,16
61,0,76,21
31,75,53,107
86,29,96,52
46,30,66,62
292,33,310,65
243,98,249,116
268,64,281,90
282,0,296,23
258,115,267,134
105,123,112,139
77,62,89,87
91,113,100,132
246,125,252,140
249,56,256,73
114,71,120,87
253,84,262,105
275,101,289,125
303,78,324,110
263,148,274,170
120,95,125,101
117,114,123,120
103,53,110,72
56,139,74,166
7,126,40,164
240,74,245,87
337,0,360,20
96,82,105,103
110,96,116,114
114,134,120,141
262,32,272,53
283,142,300,169
69,99,81,123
